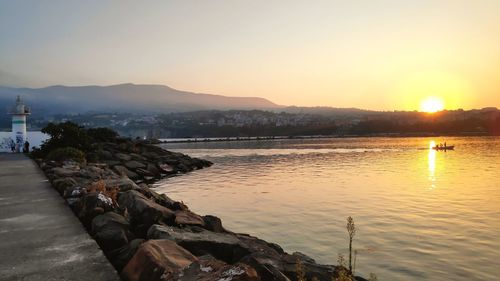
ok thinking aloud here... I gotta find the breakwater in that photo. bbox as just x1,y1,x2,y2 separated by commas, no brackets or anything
34,138,365,281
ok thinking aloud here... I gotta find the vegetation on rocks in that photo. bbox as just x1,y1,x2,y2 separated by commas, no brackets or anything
46,147,86,163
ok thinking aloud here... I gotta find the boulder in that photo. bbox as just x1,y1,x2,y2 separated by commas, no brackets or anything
121,239,197,281
130,153,147,161
115,153,132,162
77,192,117,226
97,149,113,160
63,185,83,198
136,168,154,177
51,167,79,177
91,212,133,252
175,210,205,227
124,161,146,170
104,177,140,191
61,161,81,169
78,166,106,179
137,188,188,211
141,151,160,160
114,165,140,180
281,253,337,281
202,215,226,233
118,190,175,237
179,255,260,281
146,163,160,177
52,177,78,194
158,163,175,174
107,238,145,271
103,160,122,167
146,225,326,280
147,225,248,264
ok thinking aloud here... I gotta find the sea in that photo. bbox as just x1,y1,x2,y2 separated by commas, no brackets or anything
156,137,500,281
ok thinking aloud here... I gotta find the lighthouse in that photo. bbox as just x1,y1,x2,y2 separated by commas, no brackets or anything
9,96,31,152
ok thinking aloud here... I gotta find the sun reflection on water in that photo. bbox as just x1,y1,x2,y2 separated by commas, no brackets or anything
428,141,436,189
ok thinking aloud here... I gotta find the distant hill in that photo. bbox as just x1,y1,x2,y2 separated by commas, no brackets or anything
279,106,374,116
0,83,281,115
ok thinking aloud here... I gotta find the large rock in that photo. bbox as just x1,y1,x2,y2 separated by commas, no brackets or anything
137,187,188,211
121,239,197,281
51,167,79,177
146,163,160,177
118,190,175,237
115,153,132,162
130,153,147,162
179,255,260,281
280,253,337,281
136,168,154,177
103,160,122,167
146,225,338,281
63,185,84,199
113,166,140,180
141,151,160,160
104,177,140,191
175,210,205,227
107,238,145,271
77,166,108,179
77,192,117,226
91,212,133,252
124,161,146,170
158,163,175,174
202,215,226,233
147,225,248,264
97,149,113,160
52,177,78,194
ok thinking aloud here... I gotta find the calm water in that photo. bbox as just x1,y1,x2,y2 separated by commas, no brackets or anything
156,137,500,281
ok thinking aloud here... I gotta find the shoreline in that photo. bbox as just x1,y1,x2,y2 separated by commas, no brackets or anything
33,137,366,281
159,132,494,144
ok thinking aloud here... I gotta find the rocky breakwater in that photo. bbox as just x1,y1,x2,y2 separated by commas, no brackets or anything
36,139,365,281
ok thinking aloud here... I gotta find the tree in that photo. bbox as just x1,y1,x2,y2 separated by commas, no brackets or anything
39,122,91,155
87,127,119,142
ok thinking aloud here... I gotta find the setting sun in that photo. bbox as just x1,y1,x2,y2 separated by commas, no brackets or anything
420,96,445,113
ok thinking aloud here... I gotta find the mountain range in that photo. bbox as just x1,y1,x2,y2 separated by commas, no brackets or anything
0,83,281,115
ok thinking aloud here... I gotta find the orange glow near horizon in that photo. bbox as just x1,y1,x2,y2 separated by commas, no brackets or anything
420,97,445,113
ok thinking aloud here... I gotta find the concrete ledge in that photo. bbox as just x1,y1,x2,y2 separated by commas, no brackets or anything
0,153,120,281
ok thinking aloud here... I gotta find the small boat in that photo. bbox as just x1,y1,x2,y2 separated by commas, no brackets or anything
432,145,454,151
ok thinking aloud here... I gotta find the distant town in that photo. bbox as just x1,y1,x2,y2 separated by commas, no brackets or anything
2,107,498,139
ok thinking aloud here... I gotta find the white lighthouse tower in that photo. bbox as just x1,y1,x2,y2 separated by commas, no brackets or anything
9,96,31,152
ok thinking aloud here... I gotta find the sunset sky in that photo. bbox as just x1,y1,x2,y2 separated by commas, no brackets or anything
1,0,499,110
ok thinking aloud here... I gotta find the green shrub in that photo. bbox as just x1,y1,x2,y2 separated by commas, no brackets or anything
40,122,91,156
37,122,120,158
46,147,86,163
87,127,119,142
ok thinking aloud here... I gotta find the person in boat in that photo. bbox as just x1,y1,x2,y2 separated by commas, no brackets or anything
444,142,446,148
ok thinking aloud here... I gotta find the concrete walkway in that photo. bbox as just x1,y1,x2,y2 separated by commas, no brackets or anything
0,153,119,281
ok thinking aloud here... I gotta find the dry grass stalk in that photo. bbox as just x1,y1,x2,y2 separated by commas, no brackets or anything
346,216,356,272
86,180,119,205
296,258,307,281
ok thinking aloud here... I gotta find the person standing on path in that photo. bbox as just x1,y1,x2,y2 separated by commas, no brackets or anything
23,140,30,153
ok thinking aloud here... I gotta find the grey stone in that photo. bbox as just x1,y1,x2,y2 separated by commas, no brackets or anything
124,160,146,170
113,165,139,180
117,190,175,236
115,153,132,162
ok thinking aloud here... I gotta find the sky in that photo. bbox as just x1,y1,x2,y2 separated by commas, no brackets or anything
1,0,499,110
